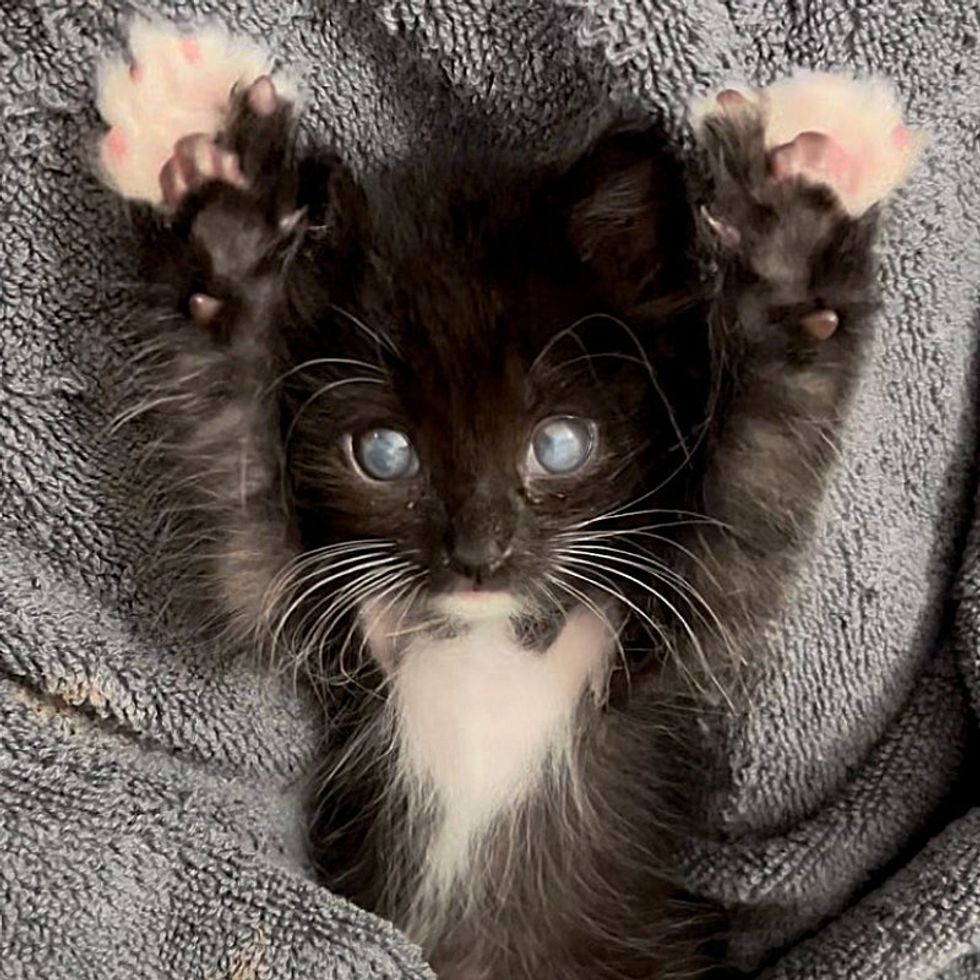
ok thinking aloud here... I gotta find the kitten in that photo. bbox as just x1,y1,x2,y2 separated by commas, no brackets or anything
97,23,920,980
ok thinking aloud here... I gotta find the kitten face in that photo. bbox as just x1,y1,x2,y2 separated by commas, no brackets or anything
281,129,707,636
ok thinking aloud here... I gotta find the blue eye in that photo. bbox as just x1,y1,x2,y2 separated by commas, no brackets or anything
529,417,596,475
352,428,419,481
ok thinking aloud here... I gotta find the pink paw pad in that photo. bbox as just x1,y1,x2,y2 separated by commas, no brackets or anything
769,131,860,196
104,129,128,162
179,38,202,65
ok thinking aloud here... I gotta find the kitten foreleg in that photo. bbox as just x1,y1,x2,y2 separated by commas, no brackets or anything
688,72,921,629
98,22,305,637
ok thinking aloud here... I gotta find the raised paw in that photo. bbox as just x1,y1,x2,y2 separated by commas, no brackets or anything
96,19,291,207
695,71,924,217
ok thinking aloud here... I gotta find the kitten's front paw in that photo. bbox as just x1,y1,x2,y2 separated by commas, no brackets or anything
695,71,924,217
96,19,286,207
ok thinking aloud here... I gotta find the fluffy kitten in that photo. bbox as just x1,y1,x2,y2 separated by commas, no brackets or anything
98,24,919,980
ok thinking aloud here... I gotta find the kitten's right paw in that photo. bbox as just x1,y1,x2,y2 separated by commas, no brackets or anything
692,73,915,345
96,20,288,207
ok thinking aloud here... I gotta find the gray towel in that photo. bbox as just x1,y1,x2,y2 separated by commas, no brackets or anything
2,1,979,978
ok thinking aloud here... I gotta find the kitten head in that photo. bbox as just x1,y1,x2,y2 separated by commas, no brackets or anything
279,123,709,656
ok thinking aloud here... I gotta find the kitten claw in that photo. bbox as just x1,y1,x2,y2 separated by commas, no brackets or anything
247,75,279,116
801,309,839,340
716,88,749,110
701,207,741,248
278,208,306,236
189,293,222,324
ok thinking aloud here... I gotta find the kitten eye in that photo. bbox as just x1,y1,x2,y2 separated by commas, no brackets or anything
528,416,597,476
351,428,420,481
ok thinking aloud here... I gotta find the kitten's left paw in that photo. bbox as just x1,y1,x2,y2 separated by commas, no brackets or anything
696,72,925,217
96,19,280,206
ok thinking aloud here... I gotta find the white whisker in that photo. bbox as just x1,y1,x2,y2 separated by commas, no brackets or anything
263,356,386,396
266,550,401,656
543,572,629,688
556,551,730,702
329,303,400,355
559,543,735,673
283,376,386,451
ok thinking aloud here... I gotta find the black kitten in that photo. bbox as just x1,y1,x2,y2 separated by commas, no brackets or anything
100,31,918,980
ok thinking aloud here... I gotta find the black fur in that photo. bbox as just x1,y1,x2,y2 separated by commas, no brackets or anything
124,82,879,980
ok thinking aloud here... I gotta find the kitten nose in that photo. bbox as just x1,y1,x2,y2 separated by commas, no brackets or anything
450,534,512,580
447,493,516,581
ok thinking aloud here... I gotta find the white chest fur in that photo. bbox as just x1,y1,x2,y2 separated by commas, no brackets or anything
375,604,615,904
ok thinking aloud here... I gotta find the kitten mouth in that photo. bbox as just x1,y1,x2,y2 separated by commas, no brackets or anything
429,585,572,650
432,587,523,622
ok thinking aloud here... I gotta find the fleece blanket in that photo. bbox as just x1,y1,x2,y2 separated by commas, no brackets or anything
2,1,979,977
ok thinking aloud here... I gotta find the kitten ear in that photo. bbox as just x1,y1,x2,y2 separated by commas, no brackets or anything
561,123,695,312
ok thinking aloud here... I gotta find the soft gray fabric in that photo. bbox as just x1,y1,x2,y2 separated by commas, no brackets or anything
2,1,979,977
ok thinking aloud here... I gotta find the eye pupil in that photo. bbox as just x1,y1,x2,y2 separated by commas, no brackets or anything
531,417,595,475
354,428,418,480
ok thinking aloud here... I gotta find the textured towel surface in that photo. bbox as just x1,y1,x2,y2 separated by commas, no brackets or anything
2,1,980,978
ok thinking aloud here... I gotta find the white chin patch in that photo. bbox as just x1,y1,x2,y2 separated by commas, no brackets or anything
431,589,524,622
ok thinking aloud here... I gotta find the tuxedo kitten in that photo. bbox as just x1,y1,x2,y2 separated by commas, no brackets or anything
97,23,920,980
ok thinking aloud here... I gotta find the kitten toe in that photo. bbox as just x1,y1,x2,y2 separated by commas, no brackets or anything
246,75,280,117
96,19,285,207
800,309,840,340
188,293,222,325
159,133,245,208
710,87,754,113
